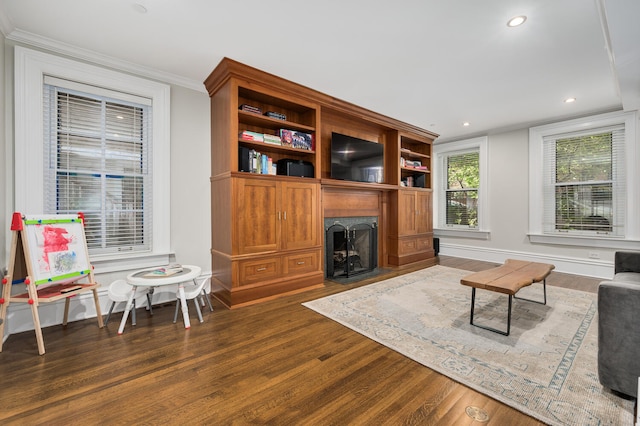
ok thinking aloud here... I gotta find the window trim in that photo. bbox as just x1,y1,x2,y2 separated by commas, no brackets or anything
433,136,490,239
529,110,640,248
14,46,171,266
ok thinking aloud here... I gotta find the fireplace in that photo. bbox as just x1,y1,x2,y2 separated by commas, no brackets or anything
325,217,378,278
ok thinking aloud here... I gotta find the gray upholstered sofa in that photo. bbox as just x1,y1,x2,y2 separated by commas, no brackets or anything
598,251,640,398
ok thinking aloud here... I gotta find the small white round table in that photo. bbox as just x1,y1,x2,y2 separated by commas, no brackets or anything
118,265,202,334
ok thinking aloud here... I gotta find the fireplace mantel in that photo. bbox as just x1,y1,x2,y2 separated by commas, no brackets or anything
321,185,389,268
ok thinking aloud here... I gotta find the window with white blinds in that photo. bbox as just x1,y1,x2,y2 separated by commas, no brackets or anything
542,125,625,237
43,78,153,255
445,151,479,228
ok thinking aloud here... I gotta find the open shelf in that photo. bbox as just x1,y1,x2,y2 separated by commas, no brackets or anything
400,148,430,160
238,139,315,155
401,166,429,173
238,87,316,129
239,110,315,133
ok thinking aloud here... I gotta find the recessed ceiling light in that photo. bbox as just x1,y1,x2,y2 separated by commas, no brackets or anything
463,122,470,127
507,16,527,27
564,97,576,103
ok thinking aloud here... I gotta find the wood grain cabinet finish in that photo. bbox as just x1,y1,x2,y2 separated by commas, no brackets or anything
235,178,319,255
229,177,322,303
205,57,438,307
235,178,280,254
283,250,320,276
389,189,434,265
280,181,319,250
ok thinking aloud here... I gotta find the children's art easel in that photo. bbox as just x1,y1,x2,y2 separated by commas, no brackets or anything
0,212,104,355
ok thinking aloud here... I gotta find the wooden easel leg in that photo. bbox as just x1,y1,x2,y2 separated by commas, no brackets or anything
63,297,70,326
92,289,104,328
26,282,46,355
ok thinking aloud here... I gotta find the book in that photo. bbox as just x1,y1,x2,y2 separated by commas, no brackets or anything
263,134,282,145
145,264,183,277
239,130,264,142
265,111,286,120
239,104,262,114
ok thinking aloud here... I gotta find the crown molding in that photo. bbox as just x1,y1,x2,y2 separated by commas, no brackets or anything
5,28,206,93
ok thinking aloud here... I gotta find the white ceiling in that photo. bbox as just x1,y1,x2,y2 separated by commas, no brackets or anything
1,0,638,143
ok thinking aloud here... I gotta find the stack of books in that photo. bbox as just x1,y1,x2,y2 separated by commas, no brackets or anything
145,264,183,277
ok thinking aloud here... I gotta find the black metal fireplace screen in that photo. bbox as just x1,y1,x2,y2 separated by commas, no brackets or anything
325,222,378,278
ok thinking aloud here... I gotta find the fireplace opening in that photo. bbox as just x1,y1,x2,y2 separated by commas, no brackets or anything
325,219,378,279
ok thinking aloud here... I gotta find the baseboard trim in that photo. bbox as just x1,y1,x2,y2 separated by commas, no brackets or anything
2,286,177,336
440,243,613,279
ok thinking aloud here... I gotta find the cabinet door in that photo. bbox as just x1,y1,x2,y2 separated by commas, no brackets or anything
280,181,319,250
398,190,417,235
416,191,433,234
235,178,280,254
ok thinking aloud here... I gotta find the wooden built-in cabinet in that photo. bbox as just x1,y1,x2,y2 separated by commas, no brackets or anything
399,133,432,188
235,177,319,254
388,189,434,265
205,58,438,308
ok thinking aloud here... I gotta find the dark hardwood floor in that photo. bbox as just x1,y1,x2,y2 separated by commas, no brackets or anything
0,256,604,425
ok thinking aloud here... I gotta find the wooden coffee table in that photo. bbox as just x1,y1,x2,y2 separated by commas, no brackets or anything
460,259,555,335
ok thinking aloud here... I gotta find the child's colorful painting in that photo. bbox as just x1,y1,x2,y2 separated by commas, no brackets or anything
23,215,91,285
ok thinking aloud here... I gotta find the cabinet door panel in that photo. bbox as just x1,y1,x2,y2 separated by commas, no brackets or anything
281,182,318,250
416,235,433,252
235,178,280,254
398,237,418,255
416,191,433,234
398,190,417,235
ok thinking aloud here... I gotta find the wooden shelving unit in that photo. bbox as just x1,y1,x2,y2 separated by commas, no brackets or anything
399,134,431,189
205,58,438,307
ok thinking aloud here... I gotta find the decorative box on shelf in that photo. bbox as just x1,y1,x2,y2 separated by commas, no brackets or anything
279,129,313,150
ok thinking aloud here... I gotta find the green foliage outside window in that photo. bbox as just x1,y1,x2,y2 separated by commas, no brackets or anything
446,152,479,227
554,132,613,232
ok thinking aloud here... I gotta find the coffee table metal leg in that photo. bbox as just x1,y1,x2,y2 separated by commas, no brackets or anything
514,278,547,305
469,288,512,336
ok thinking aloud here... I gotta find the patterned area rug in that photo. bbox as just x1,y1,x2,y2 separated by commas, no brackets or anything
303,265,634,426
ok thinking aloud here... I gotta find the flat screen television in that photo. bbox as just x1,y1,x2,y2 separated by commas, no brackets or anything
330,132,384,183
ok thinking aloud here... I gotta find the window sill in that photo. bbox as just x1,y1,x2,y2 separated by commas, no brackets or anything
434,228,490,240
528,233,640,250
91,252,173,274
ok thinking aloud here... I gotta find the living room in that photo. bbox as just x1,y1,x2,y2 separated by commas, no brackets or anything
0,1,639,424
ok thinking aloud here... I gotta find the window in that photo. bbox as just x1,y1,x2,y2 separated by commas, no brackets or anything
43,79,152,255
433,137,489,239
529,111,639,248
445,151,479,228
544,128,622,236
14,47,171,268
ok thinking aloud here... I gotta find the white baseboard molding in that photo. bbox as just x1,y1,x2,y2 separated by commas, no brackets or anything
2,286,179,337
440,243,614,279
2,269,213,343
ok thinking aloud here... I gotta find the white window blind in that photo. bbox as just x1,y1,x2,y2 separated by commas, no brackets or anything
542,125,625,237
43,77,153,255
445,150,479,228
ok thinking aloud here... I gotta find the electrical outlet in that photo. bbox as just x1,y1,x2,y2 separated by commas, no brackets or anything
588,251,600,259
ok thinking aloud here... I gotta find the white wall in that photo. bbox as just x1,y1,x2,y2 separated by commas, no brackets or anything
438,127,625,279
1,31,7,274
1,43,211,338
169,85,211,271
